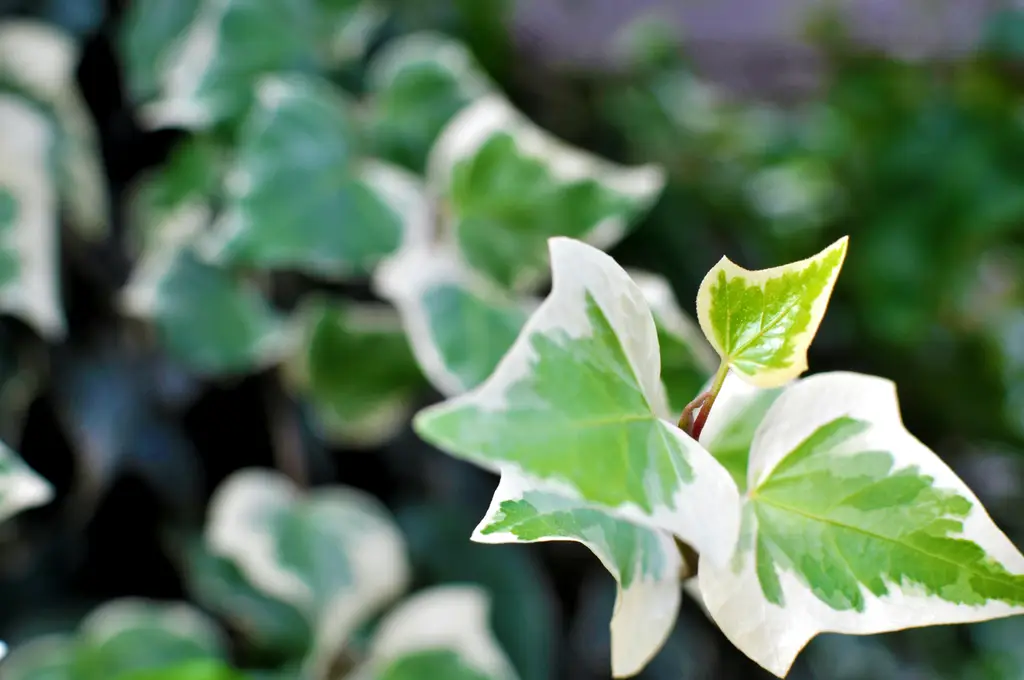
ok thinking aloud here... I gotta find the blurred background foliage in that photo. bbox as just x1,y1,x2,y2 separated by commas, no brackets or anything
0,0,1023,678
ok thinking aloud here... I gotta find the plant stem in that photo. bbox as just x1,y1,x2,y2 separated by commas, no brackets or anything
690,361,729,441
677,392,708,431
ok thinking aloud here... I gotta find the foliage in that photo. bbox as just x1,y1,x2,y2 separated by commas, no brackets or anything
3,2,1024,680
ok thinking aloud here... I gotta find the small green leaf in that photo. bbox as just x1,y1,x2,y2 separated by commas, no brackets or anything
630,270,718,414
0,439,53,523
352,586,518,680
314,0,386,66
696,372,1024,678
284,299,427,447
201,75,411,277
415,237,740,566
121,247,291,376
118,0,201,103
474,471,682,678
205,469,410,673
695,237,848,387
114,658,244,680
1,635,77,680
429,95,665,291
365,32,491,171
0,98,64,338
374,245,530,396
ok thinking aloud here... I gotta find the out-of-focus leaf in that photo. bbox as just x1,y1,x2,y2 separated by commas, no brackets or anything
395,502,558,680
0,98,65,338
118,0,202,103
0,438,53,524
204,469,409,673
429,94,665,291
201,75,417,278
1,635,77,680
41,0,106,37
185,542,313,661
349,586,518,680
629,270,717,413
374,245,530,397
284,298,426,447
117,658,246,680
122,246,292,376
0,21,108,238
364,32,491,171
314,0,386,66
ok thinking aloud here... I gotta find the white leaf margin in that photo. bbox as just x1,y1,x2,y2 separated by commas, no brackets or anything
365,30,493,100
696,371,1024,678
0,440,53,524
474,470,681,678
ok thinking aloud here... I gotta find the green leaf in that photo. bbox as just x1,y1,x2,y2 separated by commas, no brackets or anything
1,635,77,680
0,439,53,523
121,247,292,376
374,245,530,396
695,236,848,388
696,372,1024,678
414,237,740,567
630,270,718,414
284,298,427,447
351,586,518,680
365,32,491,172
0,98,64,338
184,542,314,660
204,469,409,674
429,95,665,291
118,0,201,103
200,75,412,277
474,471,683,677
314,0,387,66
0,22,109,239
115,658,245,680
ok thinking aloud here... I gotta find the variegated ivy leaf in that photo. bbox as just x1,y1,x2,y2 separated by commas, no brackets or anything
140,0,380,129
118,0,201,104
283,298,427,447
205,468,409,673
428,95,666,292
696,236,848,388
630,270,718,414
414,237,741,567
0,22,108,239
0,97,65,338
0,439,53,524
474,471,682,677
348,585,518,680
365,32,492,171
374,244,531,397
696,371,1024,678
200,75,414,277
4,599,229,680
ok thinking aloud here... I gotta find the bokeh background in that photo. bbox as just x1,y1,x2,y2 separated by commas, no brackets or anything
1,0,1024,678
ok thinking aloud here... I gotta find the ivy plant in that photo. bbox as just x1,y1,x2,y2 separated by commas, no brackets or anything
415,235,1024,678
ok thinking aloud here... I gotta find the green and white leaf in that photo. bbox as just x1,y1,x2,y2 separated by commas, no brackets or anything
314,0,387,66
415,237,740,566
696,371,1024,678
200,75,415,277
1,635,76,680
118,0,202,103
0,98,65,338
474,471,682,677
205,469,410,672
630,270,717,414
283,298,426,447
695,237,847,388
0,439,53,524
428,95,666,291
348,585,518,680
365,31,492,171
374,244,532,397
0,21,108,239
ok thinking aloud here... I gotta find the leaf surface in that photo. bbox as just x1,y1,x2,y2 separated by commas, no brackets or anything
0,439,52,524
695,237,847,387
697,372,1024,677
415,237,740,566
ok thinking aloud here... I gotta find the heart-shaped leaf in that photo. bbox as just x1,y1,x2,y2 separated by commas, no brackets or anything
696,371,1024,677
414,237,740,567
374,244,531,397
283,298,427,447
474,471,683,678
364,32,492,171
201,75,414,277
349,586,518,680
428,95,666,291
695,237,848,387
